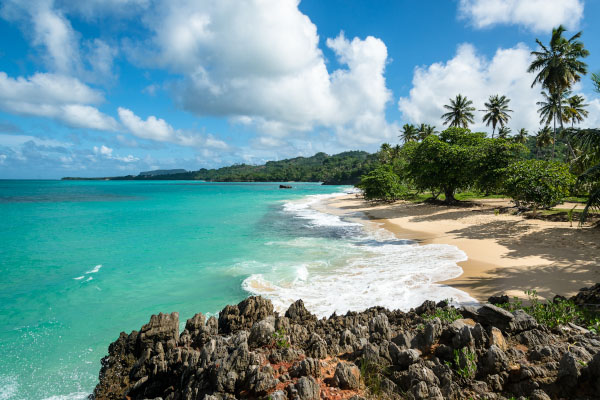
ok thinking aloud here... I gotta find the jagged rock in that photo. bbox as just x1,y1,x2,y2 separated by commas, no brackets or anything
477,304,515,330
510,309,538,332
415,300,436,315
218,296,274,334
558,352,583,388
289,358,320,378
333,362,360,390
488,294,510,305
390,346,421,369
293,376,320,400
588,351,600,390
248,317,275,348
306,332,327,358
137,312,179,353
285,299,316,323
407,363,438,387
484,345,509,374
530,389,552,400
369,313,391,341
570,283,600,307
488,327,507,351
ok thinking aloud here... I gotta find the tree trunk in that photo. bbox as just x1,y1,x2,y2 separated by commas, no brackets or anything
552,116,556,160
444,187,456,204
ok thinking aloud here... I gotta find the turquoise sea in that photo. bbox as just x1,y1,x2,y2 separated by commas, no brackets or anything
0,180,474,399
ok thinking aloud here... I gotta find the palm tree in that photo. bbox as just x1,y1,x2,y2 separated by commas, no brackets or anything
528,25,589,143
417,124,436,141
497,126,512,139
528,25,589,94
535,126,554,158
564,94,589,128
537,90,569,159
441,94,476,128
514,128,528,144
593,72,600,93
481,95,513,137
399,124,419,144
378,143,393,164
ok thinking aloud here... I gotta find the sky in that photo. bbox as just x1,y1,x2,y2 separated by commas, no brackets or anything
1,0,600,179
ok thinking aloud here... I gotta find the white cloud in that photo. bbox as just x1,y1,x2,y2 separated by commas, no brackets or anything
398,43,547,133
118,107,229,149
130,0,395,147
1,0,118,82
93,144,113,156
0,72,118,131
458,0,584,32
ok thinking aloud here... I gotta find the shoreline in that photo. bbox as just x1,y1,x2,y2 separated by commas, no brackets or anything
320,193,600,302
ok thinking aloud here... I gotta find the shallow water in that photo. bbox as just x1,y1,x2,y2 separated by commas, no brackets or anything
0,180,473,399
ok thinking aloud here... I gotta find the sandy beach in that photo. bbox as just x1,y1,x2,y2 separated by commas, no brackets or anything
322,194,600,302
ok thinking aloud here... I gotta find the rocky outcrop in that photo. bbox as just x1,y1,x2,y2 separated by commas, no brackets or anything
92,294,600,400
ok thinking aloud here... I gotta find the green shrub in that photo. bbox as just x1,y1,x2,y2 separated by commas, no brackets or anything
504,160,576,213
272,328,290,349
358,164,408,202
423,307,462,324
446,348,477,379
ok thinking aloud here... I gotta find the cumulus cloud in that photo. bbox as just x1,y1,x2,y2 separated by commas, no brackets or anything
118,107,229,149
93,144,139,162
130,0,395,147
398,43,547,133
458,0,584,32
0,72,118,131
1,0,118,82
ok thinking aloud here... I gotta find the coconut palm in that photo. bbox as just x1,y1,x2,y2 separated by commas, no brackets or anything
417,124,437,141
399,124,419,144
528,25,589,94
593,72,600,93
537,90,569,159
441,94,476,128
378,143,393,164
497,126,512,139
535,126,554,158
564,95,589,128
568,128,600,223
481,95,513,138
513,128,528,144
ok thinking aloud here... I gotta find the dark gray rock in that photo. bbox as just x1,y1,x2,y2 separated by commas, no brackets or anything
248,317,275,348
137,312,179,353
333,362,360,390
477,304,515,330
289,358,320,378
293,376,320,400
484,345,508,374
285,299,316,323
218,296,274,334
369,314,391,341
510,309,538,332
390,346,421,369
415,300,436,315
488,294,510,305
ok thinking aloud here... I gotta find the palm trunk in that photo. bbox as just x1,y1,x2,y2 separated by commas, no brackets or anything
552,116,556,160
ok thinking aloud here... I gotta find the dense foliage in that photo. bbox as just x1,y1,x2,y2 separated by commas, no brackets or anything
405,128,524,202
504,160,576,212
357,164,407,202
107,151,378,184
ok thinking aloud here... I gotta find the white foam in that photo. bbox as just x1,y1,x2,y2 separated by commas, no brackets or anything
73,276,84,280
42,392,89,400
85,277,93,282
282,193,360,228
85,264,102,274
0,375,18,400
243,190,477,317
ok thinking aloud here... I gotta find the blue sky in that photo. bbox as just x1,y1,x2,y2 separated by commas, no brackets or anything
0,0,599,179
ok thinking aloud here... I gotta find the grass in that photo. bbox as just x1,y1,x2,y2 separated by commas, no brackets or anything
499,290,600,332
445,348,477,379
359,359,387,398
423,307,462,324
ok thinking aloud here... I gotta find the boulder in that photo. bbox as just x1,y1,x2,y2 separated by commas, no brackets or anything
369,314,391,341
477,304,515,330
293,376,320,400
289,358,321,378
248,317,275,348
333,362,360,390
488,294,510,305
285,299,316,323
218,296,274,334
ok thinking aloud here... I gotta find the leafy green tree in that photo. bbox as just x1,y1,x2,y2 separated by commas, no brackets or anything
514,128,528,144
504,160,576,214
537,90,569,158
474,138,527,194
481,95,513,137
400,123,419,144
357,164,407,202
441,94,476,128
407,128,487,203
497,126,512,139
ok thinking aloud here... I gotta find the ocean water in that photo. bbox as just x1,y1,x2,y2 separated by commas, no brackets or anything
0,180,474,400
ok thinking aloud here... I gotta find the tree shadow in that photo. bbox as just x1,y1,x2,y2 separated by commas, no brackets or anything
449,221,600,264
450,263,600,300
